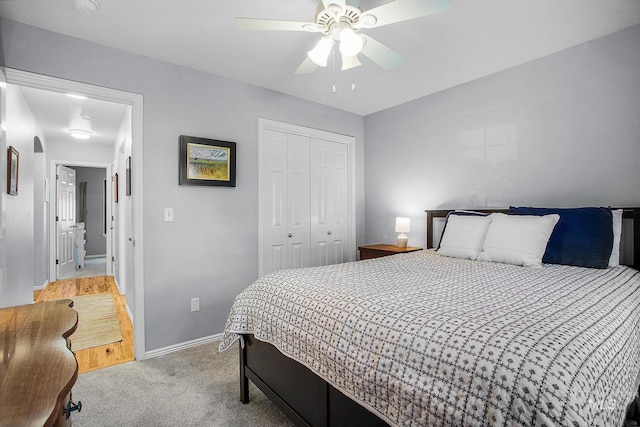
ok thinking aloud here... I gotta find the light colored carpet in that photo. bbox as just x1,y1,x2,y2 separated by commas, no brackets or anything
71,342,295,427
60,256,107,279
71,293,123,351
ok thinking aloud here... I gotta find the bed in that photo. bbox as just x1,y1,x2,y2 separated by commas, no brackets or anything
219,207,640,426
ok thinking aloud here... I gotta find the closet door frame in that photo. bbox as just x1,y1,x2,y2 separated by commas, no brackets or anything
258,118,356,277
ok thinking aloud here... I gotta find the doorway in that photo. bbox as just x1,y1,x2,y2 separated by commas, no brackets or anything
55,164,110,280
5,68,146,361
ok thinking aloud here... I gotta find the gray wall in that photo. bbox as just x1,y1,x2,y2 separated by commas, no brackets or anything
74,166,107,257
364,24,640,249
4,84,42,305
0,18,365,351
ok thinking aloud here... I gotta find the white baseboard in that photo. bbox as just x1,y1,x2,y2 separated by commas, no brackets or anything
114,276,123,295
85,254,107,259
126,303,133,324
34,279,49,291
144,333,223,360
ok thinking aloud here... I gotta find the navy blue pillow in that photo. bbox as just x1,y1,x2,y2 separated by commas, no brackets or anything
508,207,613,268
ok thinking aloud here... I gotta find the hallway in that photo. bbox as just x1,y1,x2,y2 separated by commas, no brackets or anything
35,274,134,373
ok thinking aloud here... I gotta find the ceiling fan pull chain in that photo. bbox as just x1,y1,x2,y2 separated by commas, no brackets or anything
352,70,356,92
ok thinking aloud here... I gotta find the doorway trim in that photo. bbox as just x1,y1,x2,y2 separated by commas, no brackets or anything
5,68,146,361
49,162,111,279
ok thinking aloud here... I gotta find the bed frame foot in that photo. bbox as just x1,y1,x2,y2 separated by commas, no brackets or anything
239,341,249,403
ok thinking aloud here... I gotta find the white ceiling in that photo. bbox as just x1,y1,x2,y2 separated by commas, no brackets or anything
2,0,640,118
18,85,128,147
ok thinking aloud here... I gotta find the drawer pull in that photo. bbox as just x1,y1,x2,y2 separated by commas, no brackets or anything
65,394,82,420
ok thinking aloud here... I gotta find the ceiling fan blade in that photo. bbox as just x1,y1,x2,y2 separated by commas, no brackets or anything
360,35,405,70
295,57,319,74
235,17,318,32
360,0,450,28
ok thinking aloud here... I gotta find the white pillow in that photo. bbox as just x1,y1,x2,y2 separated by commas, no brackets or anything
438,214,492,260
609,209,623,267
477,213,560,268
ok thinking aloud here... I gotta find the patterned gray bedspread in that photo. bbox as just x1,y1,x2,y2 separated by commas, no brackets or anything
219,250,640,426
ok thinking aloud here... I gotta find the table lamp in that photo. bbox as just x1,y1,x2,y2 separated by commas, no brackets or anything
395,217,410,248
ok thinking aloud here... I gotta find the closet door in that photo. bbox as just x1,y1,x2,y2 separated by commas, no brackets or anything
310,139,349,267
261,130,310,275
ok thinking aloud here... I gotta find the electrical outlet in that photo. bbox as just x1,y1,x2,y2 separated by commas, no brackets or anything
190,297,199,312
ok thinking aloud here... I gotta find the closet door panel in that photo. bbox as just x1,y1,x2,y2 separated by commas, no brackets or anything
310,139,348,267
286,134,311,269
261,130,289,275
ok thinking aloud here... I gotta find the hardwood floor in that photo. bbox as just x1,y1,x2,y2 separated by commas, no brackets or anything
34,275,134,374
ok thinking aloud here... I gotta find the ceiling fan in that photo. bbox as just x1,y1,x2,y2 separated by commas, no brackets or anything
235,0,450,74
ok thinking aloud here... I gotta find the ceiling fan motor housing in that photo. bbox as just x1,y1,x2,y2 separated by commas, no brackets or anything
315,1,367,36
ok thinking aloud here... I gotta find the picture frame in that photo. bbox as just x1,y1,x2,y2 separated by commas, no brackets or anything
7,146,19,196
179,135,236,187
126,156,132,196
114,173,119,203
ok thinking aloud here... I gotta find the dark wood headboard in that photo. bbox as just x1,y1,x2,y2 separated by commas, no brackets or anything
425,208,640,270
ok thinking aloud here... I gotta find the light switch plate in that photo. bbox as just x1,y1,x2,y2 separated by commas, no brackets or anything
164,208,174,222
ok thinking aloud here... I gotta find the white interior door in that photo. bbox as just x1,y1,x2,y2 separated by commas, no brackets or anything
57,165,76,277
260,129,310,275
310,139,349,267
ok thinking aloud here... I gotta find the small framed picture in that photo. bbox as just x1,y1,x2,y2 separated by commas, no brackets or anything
126,156,132,196
114,173,119,203
7,146,19,196
179,135,236,187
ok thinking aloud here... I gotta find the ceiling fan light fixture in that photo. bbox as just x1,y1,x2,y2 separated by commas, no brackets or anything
341,54,361,71
339,28,364,57
308,36,333,67
68,129,93,140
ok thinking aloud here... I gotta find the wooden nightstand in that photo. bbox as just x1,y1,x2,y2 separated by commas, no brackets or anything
358,244,422,260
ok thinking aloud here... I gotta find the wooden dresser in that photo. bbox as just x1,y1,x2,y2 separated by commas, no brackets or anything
0,299,79,427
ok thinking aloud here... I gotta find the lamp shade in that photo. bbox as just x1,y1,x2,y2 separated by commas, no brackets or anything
341,54,361,71
308,37,333,67
339,28,363,57
395,217,410,233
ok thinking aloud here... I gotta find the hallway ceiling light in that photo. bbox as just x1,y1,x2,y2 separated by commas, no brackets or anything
68,129,93,139
69,113,93,139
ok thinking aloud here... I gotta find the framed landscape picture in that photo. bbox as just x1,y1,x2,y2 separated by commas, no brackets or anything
179,135,236,187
